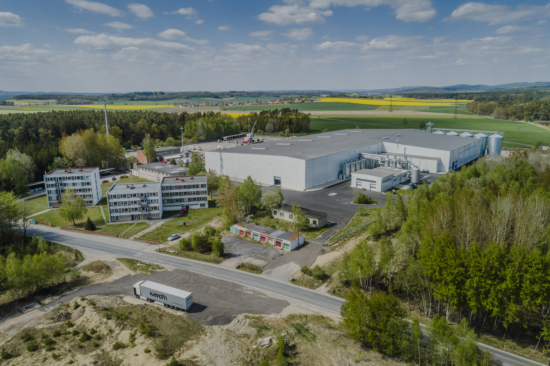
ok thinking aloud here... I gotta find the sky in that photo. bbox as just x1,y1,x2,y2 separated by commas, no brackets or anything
1,0,550,92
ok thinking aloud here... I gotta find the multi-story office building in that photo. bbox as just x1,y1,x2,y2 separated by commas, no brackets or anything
44,168,102,208
106,182,162,222
161,175,208,211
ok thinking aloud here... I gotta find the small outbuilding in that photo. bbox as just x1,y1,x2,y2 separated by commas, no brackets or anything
351,167,409,192
230,222,305,251
272,203,328,228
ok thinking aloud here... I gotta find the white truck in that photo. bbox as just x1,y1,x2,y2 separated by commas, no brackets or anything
133,281,193,311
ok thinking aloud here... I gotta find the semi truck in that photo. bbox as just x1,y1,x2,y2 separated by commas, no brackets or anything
133,281,193,311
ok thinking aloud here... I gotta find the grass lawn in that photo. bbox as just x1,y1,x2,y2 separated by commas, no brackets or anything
383,188,408,196
18,196,49,216
236,263,263,274
117,258,165,274
158,247,224,264
33,207,105,227
120,222,149,238
140,206,221,242
254,211,329,241
76,223,134,236
224,102,379,112
346,207,381,228
308,116,550,147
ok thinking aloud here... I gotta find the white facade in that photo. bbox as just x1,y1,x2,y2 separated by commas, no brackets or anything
107,183,162,222
161,176,208,211
205,129,484,191
44,168,101,208
351,168,409,192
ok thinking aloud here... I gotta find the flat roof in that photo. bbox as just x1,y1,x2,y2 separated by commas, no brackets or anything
279,203,327,219
107,182,160,194
137,162,189,175
353,167,407,179
45,167,98,176
208,129,478,160
155,146,181,153
162,175,206,184
139,281,192,299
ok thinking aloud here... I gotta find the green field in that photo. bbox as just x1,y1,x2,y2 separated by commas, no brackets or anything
140,206,221,242
120,222,150,238
308,116,550,146
33,207,105,227
224,102,379,112
18,196,49,216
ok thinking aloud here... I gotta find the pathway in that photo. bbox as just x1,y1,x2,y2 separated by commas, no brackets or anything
98,204,107,223
28,208,54,218
118,223,137,238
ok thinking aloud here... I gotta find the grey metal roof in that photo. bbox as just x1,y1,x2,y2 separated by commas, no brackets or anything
353,167,405,179
279,203,327,219
108,182,160,194
46,167,98,176
243,223,277,235
207,129,479,160
271,230,294,240
137,163,189,175
162,175,207,184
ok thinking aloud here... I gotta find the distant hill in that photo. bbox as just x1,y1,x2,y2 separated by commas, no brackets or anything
389,82,550,94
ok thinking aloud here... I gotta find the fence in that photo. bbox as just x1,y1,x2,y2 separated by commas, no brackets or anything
326,217,377,245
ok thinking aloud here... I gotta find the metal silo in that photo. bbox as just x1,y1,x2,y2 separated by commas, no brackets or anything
344,162,351,178
488,134,503,156
433,130,445,135
460,132,473,138
411,167,420,184
474,133,487,156
446,131,458,136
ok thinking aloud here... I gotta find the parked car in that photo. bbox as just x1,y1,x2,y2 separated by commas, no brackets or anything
147,216,153,220
101,180,109,183
112,177,117,181
421,170,429,174
168,234,181,241
180,208,188,214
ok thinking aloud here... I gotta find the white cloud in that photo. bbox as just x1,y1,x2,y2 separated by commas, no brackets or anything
250,30,275,39
74,33,194,53
314,41,357,51
258,4,333,25
448,2,550,25
196,19,204,24
65,28,95,34
0,43,52,61
127,4,153,19
225,43,264,53
165,8,197,16
537,19,547,25
355,35,369,42
0,12,24,27
282,28,314,40
105,21,134,30
157,29,209,45
65,0,123,17
362,35,423,51
494,25,535,35
218,26,231,31
308,0,437,22
459,36,513,54
266,43,298,53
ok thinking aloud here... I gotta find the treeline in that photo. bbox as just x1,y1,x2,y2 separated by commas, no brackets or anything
343,150,550,352
466,101,550,120
0,101,14,106
403,87,550,102
235,109,311,134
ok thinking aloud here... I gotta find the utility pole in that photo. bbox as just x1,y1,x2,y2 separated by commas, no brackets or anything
389,95,393,113
180,126,184,150
103,97,110,137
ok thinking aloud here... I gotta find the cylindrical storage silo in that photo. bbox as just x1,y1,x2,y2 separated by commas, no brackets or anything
474,133,487,156
488,134,503,156
433,130,445,135
345,163,351,178
446,131,458,136
411,167,420,184
460,132,473,138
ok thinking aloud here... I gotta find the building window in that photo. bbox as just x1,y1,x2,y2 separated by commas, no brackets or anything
280,212,284,217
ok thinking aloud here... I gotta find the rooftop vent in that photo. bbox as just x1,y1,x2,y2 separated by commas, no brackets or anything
276,143,292,145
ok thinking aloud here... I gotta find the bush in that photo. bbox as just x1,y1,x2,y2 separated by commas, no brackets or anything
84,217,96,231
354,192,376,205
20,332,33,342
93,341,99,348
178,238,192,252
26,340,39,352
212,239,225,257
43,337,55,346
129,332,136,344
89,328,96,335
166,358,181,366
155,338,170,359
112,342,126,350
52,330,62,338
0,348,12,360
94,334,102,341
45,345,55,351
144,348,151,354
66,320,74,328
117,311,128,320
311,265,325,279
73,301,80,310
79,331,92,342
71,330,80,337
301,265,311,276
52,353,60,360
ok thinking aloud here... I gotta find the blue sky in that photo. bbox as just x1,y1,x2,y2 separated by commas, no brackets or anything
1,0,549,92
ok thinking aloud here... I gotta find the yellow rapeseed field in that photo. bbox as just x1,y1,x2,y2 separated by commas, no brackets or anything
318,97,470,107
74,105,172,110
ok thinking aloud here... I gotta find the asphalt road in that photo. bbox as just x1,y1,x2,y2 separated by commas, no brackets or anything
24,225,546,366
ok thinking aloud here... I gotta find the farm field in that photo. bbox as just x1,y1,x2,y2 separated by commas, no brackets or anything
224,102,379,112
309,116,550,146
319,97,471,107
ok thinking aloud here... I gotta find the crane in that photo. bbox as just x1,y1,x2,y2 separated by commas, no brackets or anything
244,120,259,144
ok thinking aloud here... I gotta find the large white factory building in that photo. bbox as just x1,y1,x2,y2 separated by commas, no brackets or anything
205,129,501,191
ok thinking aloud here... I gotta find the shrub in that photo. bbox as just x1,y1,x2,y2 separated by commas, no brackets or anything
52,330,62,338
89,328,96,335
71,330,80,337
212,239,225,257
178,238,192,252
166,358,181,366
129,332,136,344
84,217,96,231
45,346,55,351
112,342,126,350
301,265,311,276
52,353,60,360
354,192,376,205
139,323,152,337
117,312,128,320
26,340,39,352
144,348,151,354
43,337,55,346
311,265,325,280
93,341,99,348
155,339,171,359
79,331,92,342
73,301,80,310
66,321,74,328
0,348,12,360
94,334,102,341
20,332,33,342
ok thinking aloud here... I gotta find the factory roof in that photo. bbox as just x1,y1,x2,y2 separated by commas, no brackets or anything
45,167,98,176
278,203,327,219
155,146,181,153
161,175,207,184
207,129,478,160
107,182,160,194
137,162,189,175
353,167,407,179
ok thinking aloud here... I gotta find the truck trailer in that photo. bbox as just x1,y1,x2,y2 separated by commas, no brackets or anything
133,281,193,311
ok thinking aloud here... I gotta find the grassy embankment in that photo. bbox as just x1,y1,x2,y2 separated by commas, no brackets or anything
33,207,105,227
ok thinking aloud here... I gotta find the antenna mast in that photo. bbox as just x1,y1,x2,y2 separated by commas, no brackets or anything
103,97,110,137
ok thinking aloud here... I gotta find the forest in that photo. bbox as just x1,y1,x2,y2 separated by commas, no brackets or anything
466,100,550,121
403,87,550,102
341,150,550,363
235,109,312,134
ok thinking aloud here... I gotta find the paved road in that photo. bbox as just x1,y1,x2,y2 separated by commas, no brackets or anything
23,225,546,366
